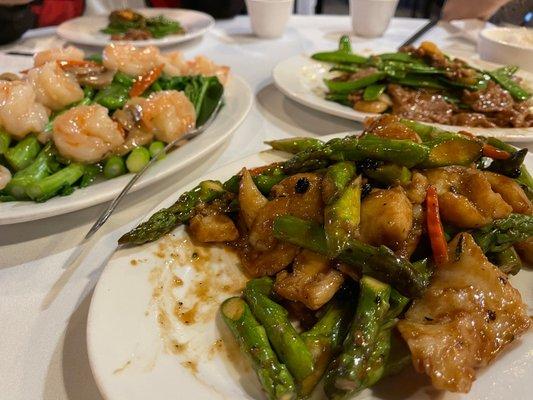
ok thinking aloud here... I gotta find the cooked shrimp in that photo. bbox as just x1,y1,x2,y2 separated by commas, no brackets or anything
27,62,84,111
103,43,161,76
160,51,188,76
0,165,12,190
33,46,85,67
483,171,533,215
186,55,230,85
140,90,196,143
52,104,124,163
0,81,49,140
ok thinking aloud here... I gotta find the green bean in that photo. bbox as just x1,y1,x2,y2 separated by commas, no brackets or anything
325,72,387,93
363,84,387,101
104,155,127,179
488,68,531,101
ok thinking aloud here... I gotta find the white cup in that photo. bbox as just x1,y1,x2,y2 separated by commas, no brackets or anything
350,0,399,38
246,0,294,39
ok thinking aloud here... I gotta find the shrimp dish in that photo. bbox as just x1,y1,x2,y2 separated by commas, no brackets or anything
120,115,533,400
0,43,228,203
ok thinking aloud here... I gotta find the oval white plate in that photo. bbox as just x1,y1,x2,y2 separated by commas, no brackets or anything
57,8,214,47
273,54,533,142
0,74,252,225
88,132,533,400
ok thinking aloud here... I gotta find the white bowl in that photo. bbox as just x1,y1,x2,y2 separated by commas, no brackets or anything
479,27,533,72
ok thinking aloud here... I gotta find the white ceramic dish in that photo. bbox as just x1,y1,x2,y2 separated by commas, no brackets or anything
57,8,215,47
479,27,533,73
87,131,533,400
273,54,533,142
0,75,252,225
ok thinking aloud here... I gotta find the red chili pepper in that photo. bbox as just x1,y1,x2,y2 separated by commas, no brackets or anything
425,185,448,265
129,64,164,98
482,144,511,160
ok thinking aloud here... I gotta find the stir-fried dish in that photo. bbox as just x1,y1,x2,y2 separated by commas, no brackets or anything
120,116,532,399
0,44,228,202
312,36,533,129
101,9,185,41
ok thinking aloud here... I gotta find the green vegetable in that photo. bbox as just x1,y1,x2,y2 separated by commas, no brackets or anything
324,176,362,256
363,163,412,186
420,133,483,168
265,138,324,154
243,277,315,383
322,161,357,204
312,52,368,64
80,164,100,188
2,143,58,200
126,147,150,173
391,74,446,89
221,297,297,400
0,130,11,155
487,148,528,179
363,84,387,101
472,214,533,253
299,300,353,396
324,276,391,400
489,246,522,275
488,67,531,101
5,135,41,171
85,54,103,63
113,71,134,87
26,163,85,202
273,215,430,298
94,83,130,110
148,141,166,160
118,180,226,245
325,72,387,93
103,155,127,179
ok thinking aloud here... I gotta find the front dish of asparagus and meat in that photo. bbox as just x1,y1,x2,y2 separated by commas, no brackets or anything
120,115,533,400
0,43,227,202
312,36,532,128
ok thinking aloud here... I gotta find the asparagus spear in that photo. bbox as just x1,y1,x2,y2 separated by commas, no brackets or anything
322,161,357,204
273,215,430,297
0,130,11,155
118,180,226,245
4,135,41,171
362,163,411,186
489,246,523,275
472,214,533,253
221,297,297,400
26,163,85,202
324,276,391,399
265,138,324,154
243,277,315,383
324,176,362,256
299,300,353,397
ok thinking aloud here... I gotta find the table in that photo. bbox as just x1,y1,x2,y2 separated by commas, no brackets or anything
0,15,517,400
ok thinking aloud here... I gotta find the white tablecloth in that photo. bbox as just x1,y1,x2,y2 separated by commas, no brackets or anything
0,15,515,400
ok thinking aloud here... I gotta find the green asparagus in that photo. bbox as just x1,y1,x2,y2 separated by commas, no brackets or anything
265,138,324,154
324,276,391,399
126,146,151,173
26,163,85,202
363,163,412,186
243,277,315,383
273,215,430,297
322,161,357,204
2,143,58,200
299,300,353,397
118,180,226,245
5,135,41,171
324,176,362,256
472,214,533,253
489,246,523,275
0,130,11,155
103,155,127,179
221,297,297,400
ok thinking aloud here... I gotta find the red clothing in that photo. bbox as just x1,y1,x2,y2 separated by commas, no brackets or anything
31,0,182,27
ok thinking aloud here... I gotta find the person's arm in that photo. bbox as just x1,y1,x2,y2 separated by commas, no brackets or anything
441,0,512,21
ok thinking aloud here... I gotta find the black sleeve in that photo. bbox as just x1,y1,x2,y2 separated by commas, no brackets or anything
0,4,36,45
182,0,246,19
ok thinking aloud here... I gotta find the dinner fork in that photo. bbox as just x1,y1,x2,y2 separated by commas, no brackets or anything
85,98,224,241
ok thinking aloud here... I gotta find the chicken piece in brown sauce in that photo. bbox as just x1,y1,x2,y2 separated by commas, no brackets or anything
398,233,531,392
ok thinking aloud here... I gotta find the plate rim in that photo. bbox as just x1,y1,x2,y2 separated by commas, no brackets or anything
56,8,215,47
86,130,533,400
273,54,533,142
0,74,252,225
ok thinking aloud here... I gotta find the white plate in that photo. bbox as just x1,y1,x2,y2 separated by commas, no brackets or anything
57,8,214,47
87,132,533,400
273,54,533,142
0,75,252,225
